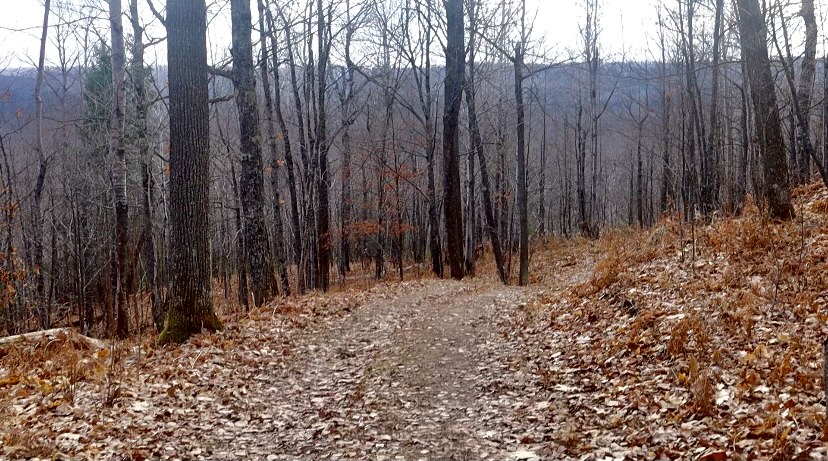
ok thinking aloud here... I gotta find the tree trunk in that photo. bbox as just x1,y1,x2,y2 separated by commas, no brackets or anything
737,63,750,211
338,2,356,278
427,133,442,278
539,109,547,236
702,0,724,214
463,12,477,276
109,0,129,338
129,0,161,332
0,134,20,334
576,102,588,234
32,0,51,330
658,11,673,214
282,11,308,293
422,1,442,278
770,0,818,185
316,0,331,292
442,0,465,281
230,160,249,309
160,0,221,344
514,45,529,286
257,0,290,296
465,7,506,283
231,0,275,305
464,117,476,276
264,6,302,293
736,0,795,220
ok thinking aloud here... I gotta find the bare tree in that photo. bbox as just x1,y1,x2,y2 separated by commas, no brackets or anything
108,0,129,338
257,0,291,296
263,4,303,294
231,0,275,304
513,5,529,286
316,0,332,291
160,0,222,343
702,0,724,214
657,8,674,213
442,0,466,280
735,0,795,219
337,0,358,279
465,0,506,283
769,0,827,188
129,0,162,332
31,0,52,329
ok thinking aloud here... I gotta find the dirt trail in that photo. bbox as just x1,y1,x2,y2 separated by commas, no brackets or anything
250,279,537,460
1,260,593,461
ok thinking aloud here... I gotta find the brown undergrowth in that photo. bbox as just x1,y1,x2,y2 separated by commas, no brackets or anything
522,182,828,459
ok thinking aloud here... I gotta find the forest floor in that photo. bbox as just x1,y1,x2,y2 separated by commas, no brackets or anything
3,185,828,461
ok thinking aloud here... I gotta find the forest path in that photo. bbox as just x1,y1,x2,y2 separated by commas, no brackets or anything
1,258,593,461
245,277,539,460
215,256,594,460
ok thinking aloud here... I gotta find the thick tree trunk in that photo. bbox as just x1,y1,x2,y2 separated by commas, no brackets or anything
442,0,465,280
160,0,221,344
109,0,129,338
736,0,795,220
231,0,275,304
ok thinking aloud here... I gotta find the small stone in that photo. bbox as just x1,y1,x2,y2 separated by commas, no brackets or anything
511,450,540,461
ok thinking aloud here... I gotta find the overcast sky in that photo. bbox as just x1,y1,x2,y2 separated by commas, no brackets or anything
0,0,668,69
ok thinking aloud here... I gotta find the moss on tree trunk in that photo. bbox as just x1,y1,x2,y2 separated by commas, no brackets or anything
158,309,222,345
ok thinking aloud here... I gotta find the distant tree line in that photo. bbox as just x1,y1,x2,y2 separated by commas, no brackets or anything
0,0,823,341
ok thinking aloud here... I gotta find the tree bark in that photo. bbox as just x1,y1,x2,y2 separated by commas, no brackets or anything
338,1,356,278
463,10,477,276
796,0,817,184
442,0,465,280
316,0,331,291
282,10,308,293
32,0,51,330
257,0,290,296
160,0,221,344
231,0,275,304
736,0,795,220
702,0,724,214
129,0,161,332
658,11,673,213
109,0,129,338
264,6,302,293
514,44,529,286
465,4,506,284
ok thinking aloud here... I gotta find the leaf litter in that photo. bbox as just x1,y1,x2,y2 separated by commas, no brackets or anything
1,184,828,460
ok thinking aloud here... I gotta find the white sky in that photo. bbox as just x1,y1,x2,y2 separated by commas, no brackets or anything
0,0,661,69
